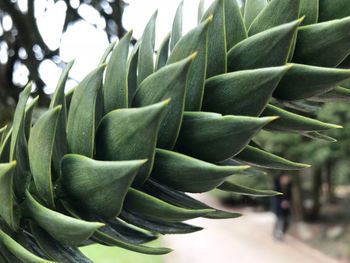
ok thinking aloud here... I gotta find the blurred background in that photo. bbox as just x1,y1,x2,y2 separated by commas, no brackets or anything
0,0,349,262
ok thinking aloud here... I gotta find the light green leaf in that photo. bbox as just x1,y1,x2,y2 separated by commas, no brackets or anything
302,131,337,142
261,104,342,132
167,18,211,111
203,66,290,116
311,86,350,102
201,0,226,77
197,0,205,24
127,40,141,105
61,154,146,218
0,230,53,263
143,179,241,219
28,106,61,208
67,65,105,158
235,145,310,170
0,128,11,163
10,83,31,199
318,0,350,21
151,149,249,193
0,162,18,230
26,191,103,246
49,61,74,177
299,0,319,25
176,112,277,162
274,64,350,100
96,101,169,186
0,125,8,146
124,188,213,222
217,181,280,197
99,41,116,65
137,11,157,86
133,55,194,149
10,83,31,161
93,231,171,255
30,222,93,263
24,96,39,140
121,210,203,234
170,1,183,51
248,0,300,35
243,0,267,29
227,19,301,72
293,16,350,67
155,33,170,70
225,0,247,50
103,31,133,113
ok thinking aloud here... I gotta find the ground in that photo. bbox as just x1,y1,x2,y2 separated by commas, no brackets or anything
162,195,338,263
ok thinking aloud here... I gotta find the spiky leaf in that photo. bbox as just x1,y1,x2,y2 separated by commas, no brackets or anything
61,154,146,218
151,149,249,193
96,101,168,185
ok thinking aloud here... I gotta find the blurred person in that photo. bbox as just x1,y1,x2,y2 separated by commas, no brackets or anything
271,174,292,241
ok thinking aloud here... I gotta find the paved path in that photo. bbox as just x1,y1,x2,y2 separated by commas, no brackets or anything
162,195,338,263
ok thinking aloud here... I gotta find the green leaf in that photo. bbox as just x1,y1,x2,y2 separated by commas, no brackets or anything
167,18,211,111
98,218,157,244
235,145,310,170
224,0,247,50
0,162,18,230
103,31,133,112
133,55,194,149
25,191,103,246
261,104,342,132
124,188,213,222
151,149,249,193
92,230,171,255
49,61,74,177
0,230,53,263
24,96,39,140
67,65,105,158
137,11,157,86
293,16,350,67
99,41,116,65
170,1,183,51
243,0,267,29
201,0,226,77
28,106,61,208
217,181,280,197
227,19,301,72
10,83,31,161
197,0,205,24
61,154,146,219
274,64,350,100
30,222,93,263
311,86,350,102
299,0,319,25
248,0,300,36
176,112,277,162
65,87,75,112
0,128,11,163
10,83,31,199
203,66,290,116
302,131,337,142
121,210,203,234
96,101,169,186
155,33,170,70
127,40,141,105
0,125,8,146
143,179,241,219
318,0,350,21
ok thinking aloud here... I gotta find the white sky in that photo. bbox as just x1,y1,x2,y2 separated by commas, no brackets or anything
35,0,215,94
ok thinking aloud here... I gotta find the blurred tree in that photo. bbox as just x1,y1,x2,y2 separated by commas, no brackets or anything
257,100,350,220
0,0,127,121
